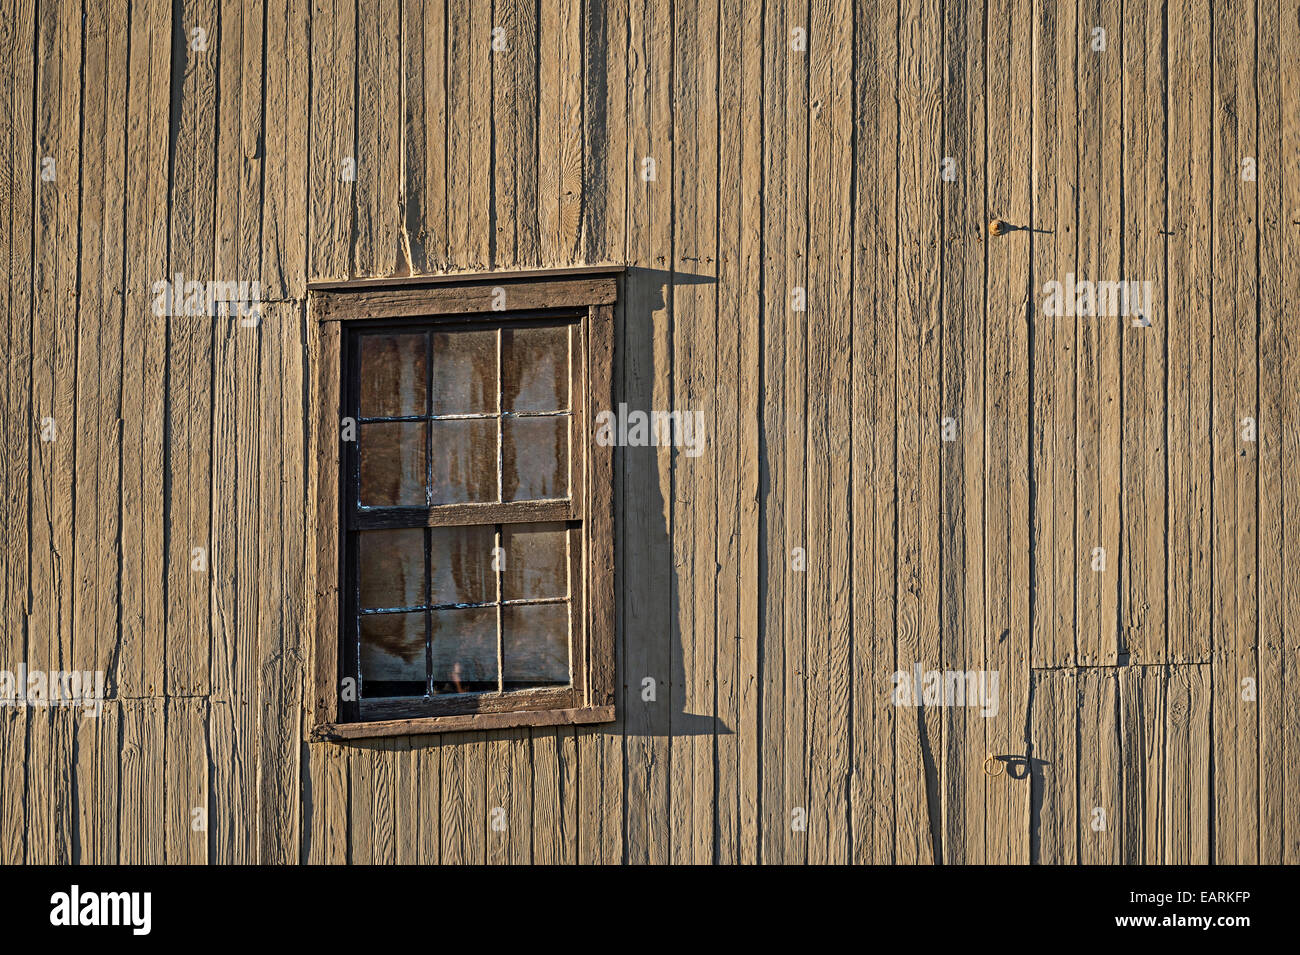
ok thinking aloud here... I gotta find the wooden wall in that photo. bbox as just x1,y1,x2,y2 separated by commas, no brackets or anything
1,0,1297,863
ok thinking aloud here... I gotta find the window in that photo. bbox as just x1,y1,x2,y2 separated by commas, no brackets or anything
309,271,618,739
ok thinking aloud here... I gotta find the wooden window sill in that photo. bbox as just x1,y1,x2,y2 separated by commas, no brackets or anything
310,705,615,742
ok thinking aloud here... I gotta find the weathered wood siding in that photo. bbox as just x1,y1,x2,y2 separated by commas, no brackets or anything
1,0,1297,863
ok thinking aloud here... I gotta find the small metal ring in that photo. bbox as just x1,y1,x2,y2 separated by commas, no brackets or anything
983,753,1005,778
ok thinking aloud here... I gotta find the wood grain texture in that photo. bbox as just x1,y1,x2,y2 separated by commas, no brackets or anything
1,0,1292,865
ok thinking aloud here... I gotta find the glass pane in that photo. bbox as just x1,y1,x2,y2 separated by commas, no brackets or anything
429,418,498,504
502,415,568,501
430,525,494,606
360,611,426,697
430,607,498,694
358,529,425,609
502,603,569,689
359,422,427,506
501,523,568,601
359,332,427,417
430,329,496,415
502,325,568,412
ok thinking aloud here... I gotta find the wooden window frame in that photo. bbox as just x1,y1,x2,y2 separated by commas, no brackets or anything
308,268,619,741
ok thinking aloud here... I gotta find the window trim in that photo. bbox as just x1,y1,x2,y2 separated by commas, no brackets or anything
308,268,619,741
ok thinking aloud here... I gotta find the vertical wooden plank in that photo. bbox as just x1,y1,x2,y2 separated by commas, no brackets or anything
352,0,402,276
576,723,622,862
533,727,577,864
667,0,698,865
1029,669,1077,863
0,0,16,723
1077,669,1120,863
25,709,74,863
256,291,286,866
439,735,466,862
1165,0,1213,667
402,0,442,274
73,0,107,700
780,0,809,867
120,0,170,703
120,698,165,863
257,302,304,862
443,731,487,862
486,730,521,863
667,0,717,865
212,0,264,860
1164,662,1210,862
77,712,99,863
370,738,396,864
53,0,82,687
577,256,618,869
1119,664,1165,863
470,735,495,863
1256,0,1285,866
1276,0,1300,866
0,0,21,819
538,0,583,265
414,739,440,862
899,0,930,867
940,0,987,865
169,0,220,701
87,703,121,863
512,0,541,267
348,743,375,862
1029,670,1071,862
1,711,28,863
623,0,673,866
804,0,833,866
983,0,1032,865
510,732,536,864
531,729,559,864
209,701,256,863
491,0,519,267
96,0,128,721
303,740,350,863
580,0,625,266
261,0,310,295
758,0,788,866
1210,0,1259,865
27,0,81,865
1074,0,1123,668
1029,0,1078,671
804,0,852,865
310,0,357,280
163,698,208,863
849,0,899,865
713,0,743,865
827,0,855,864
30,0,80,723
445,0,491,271
276,302,308,862
693,0,720,864
1120,0,1168,668
2,7,36,827
734,0,763,866
421,0,450,272
393,740,421,863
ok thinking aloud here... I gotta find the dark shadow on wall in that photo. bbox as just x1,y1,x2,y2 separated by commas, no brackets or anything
613,267,730,738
